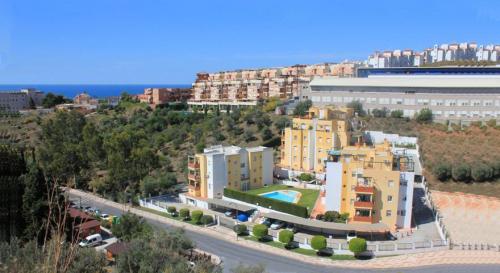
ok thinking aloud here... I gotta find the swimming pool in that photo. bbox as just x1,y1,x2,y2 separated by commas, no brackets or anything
260,190,301,203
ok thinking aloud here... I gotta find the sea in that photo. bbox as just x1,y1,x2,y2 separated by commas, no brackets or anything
0,84,191,98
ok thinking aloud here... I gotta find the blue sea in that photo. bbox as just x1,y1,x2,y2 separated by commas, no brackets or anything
0,84,191,98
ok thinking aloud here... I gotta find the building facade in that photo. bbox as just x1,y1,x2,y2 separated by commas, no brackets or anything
74,92,98,105
280,106,354,176
305,75,500,121
187,145,273,199
325,135,417,230
0,89,45,112
137,88,192,108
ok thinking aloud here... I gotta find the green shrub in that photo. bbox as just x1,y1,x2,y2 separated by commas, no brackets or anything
223,188,308,218
167,206,177,214
252,224,268,241
200,215,213,225
310,235,326,250
323,211,340,222
471,164,493,182
298,173,314,182
179,208,190,220
452,164,471,182
433,163,452,181
349,238,367,256
415,108,433,123
191,210,203,223
279,230,294,244
233,224,248,236
390,110,404,118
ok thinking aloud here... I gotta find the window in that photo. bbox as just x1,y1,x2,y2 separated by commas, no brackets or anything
241,163,245,168
387,195,393,202
386,210,392,217
400,210,406,216
388,180,394,187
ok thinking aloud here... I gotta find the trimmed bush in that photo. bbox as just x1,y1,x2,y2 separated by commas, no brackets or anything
433,163,452,181
349,238,367,256
471,164,493,182
252,224,268,241
224,188,308,218
298,173,314,182
452,164,471,182
167,206,177,214
179,208,190,220
233,224,248,236
310,235,326,251
279,230,294,244
191,210,203,224
200,215,213,225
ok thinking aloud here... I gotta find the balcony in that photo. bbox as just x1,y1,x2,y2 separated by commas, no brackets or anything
353,215,373,223
355,185,375,194
188,174,200,181
188,162,199,169
354,201,374,208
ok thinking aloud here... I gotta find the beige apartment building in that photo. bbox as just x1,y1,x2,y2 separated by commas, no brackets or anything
279,106,354,175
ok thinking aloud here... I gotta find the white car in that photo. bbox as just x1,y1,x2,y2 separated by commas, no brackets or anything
100,214,110,221
79,234,102,247
346,231,357,242
270,220,285,230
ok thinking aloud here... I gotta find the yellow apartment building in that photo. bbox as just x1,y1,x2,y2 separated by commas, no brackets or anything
187,145,273,199
325,140,415,230
280,106,354,175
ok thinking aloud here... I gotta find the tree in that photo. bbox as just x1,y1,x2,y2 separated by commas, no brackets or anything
278,230,294,244
261,127,273,141
252,224,268,241
293,99,312,116
433,163,452,181
346,100,366,116
82,122,105,165
42,92,69,108
415,108,433,123
244,130,256,142
390,110,404,118
233,224,248,236
371,108,388,118
323,211,340,222
274,116,291,131
111,213,152,241
167,206,177,215
140,172,177,197
310,235,326,251
471,163,493,182
451,163,471,182
179,208,190,220
191,210,203,224
298,173,314,181
348,238,367,257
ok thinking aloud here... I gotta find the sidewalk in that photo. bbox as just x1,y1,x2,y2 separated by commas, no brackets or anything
67,188,500,269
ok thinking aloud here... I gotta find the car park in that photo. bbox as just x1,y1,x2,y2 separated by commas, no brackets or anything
258,217,272,227
224,210,236,218
317,247,334,256
285,223,297,233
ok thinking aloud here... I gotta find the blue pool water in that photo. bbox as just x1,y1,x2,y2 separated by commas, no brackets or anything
260,190,300,203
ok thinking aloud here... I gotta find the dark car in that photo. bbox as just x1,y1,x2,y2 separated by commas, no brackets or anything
285,241,300,250
317,247,334,256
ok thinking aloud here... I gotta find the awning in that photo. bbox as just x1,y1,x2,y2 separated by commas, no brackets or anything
263,212,389,233
206,198,255,212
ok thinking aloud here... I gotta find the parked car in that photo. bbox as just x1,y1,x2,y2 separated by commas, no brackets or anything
285,223,298,233
82,206,91,212
258,217,272,227
224,210,236,218
346,231,357,242
270,220,285,230
78,234,102,247
284,241,299,250
100,214,110,221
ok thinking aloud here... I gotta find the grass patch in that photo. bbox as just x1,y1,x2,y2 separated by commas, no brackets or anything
245,185,319,212
137,207,205,226
242,235,356,260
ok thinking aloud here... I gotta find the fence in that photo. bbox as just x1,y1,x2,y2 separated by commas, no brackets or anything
282,180,323,190
419,177,451,246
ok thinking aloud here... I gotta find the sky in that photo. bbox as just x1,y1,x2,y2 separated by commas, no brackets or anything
0,0,499,84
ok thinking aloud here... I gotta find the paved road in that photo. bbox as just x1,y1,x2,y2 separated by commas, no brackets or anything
69,194,499,273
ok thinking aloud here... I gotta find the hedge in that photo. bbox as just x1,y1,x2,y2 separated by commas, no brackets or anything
349,238,367,255
179,208,190,219
252,224,268,241
224,188,308,218
279,230,294,244
311,235,326,250
200,215,213,225
191,210,203,224
167,206,177,214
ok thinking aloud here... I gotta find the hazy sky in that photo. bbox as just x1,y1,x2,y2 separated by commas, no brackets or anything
0,0,499,84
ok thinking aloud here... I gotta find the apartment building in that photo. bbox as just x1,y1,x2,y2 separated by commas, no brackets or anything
187,145,273,199
306,75,500,121
74,92,98,105
137,88,192,108
190,63,358,107
280,106,354,177
0,89,45,112
325,137,417,230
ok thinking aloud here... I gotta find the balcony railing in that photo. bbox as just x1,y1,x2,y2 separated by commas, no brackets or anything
188,174,200,181
353,215,373,223
188,162,199,169
354,185,374,194
354,201,374,208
